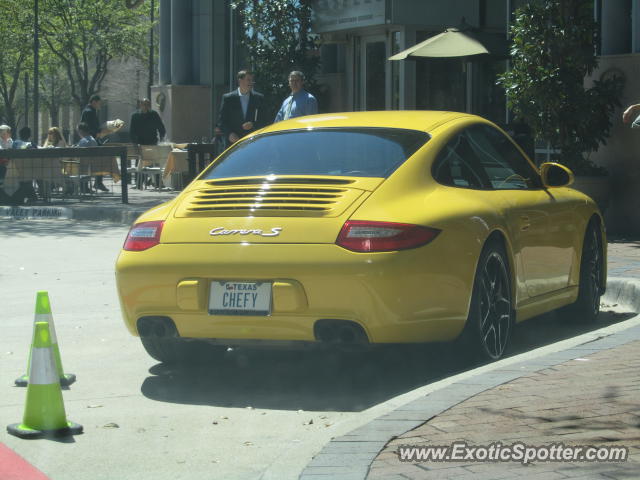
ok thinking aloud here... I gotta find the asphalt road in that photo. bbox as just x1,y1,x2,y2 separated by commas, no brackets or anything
0,219,633,480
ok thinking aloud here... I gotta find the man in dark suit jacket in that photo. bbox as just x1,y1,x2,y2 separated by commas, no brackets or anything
217,70,269,148
80,94,108,191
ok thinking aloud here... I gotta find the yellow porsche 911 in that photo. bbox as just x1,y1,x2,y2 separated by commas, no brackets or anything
116,111,606,364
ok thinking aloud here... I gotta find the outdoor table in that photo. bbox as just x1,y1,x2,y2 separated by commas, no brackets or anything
3,156,66,196
138,144,173,170
62,156,121,182
0,146,130,203
133,144,173,189
106,143,141,171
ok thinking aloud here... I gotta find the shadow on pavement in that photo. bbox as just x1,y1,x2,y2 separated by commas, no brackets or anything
140,308,635,412
510,309,635,353
480,384,640,443
141,345,468,412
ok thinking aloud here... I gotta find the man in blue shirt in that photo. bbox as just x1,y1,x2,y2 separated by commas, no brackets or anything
12,127,35,149
74,122,99,193
76,122,98,147
274,71,317,122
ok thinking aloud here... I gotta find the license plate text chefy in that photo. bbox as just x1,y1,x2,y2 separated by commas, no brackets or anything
209,281,271,315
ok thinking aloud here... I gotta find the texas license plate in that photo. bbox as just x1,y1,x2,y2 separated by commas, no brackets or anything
208,281,272,316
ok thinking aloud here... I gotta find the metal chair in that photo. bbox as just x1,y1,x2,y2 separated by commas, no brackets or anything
62,159,93,197
138,145,172,190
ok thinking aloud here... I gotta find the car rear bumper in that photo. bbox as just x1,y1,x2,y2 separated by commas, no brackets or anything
115,243,473,344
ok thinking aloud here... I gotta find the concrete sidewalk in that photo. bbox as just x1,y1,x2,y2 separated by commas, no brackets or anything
300,245,640,480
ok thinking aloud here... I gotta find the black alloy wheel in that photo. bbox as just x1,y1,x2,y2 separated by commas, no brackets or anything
462,241,513,362
565,222,603,323
583,225,603,318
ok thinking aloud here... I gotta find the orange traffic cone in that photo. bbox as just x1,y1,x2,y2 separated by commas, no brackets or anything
7,322,82,439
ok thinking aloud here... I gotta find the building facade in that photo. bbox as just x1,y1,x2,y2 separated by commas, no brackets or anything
312,0,512,125
157,0,640,233
156,0,517,139
589,0,640,234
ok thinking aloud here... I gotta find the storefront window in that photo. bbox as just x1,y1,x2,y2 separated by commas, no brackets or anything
415,31,467,112
473,59,507,124
598,0,632,54
365,40,386,110
353,37,361,110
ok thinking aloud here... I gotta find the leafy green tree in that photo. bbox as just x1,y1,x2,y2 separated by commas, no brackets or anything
40,0,153,108
231,0,320,119
39,59,72,127
0,0,34,130
498,0,623,174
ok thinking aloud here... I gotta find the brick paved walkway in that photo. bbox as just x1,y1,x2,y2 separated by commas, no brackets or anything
363,242,640,479
608,240,640,278
368,340,640,479
300,241,640,479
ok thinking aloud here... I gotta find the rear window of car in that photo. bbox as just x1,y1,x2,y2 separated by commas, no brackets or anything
203,128,430,179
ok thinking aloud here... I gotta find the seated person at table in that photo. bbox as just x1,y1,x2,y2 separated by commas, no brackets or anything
43,127,67,148
9,126,38,203
76,122,98,147
12,126,36,149
0,124,12,190
76,121,107,192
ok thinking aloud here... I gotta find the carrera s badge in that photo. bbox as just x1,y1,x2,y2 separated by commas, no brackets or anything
209,227,282,237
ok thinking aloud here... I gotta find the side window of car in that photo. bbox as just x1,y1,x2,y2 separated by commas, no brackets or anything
465,125,542,190
432,134,491,189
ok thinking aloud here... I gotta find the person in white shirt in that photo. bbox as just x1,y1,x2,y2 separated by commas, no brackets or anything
217,70,268,147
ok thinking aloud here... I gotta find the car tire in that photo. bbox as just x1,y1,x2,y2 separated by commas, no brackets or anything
140,336,224,365
562,222,603,323
459,240,514,362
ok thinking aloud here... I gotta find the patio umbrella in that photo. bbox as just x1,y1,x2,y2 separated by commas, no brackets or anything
389,28,489,60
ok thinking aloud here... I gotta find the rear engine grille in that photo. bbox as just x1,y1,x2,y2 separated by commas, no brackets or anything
206,177,354,186
186,186,349,213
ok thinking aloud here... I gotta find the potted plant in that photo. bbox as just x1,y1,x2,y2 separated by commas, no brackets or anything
498,0,623,213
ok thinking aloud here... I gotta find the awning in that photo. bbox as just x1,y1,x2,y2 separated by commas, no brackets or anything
389,28,490,60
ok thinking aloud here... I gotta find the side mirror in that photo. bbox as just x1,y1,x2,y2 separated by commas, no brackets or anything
540,162,574,188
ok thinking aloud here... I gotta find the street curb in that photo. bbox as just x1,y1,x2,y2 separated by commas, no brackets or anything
0,205,147,225
0,205,74,220
298,277,640,480
70,205,145,225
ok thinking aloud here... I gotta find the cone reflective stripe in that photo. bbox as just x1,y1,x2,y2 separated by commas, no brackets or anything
29,346,59,385
15,291,76,387
7,322,82,439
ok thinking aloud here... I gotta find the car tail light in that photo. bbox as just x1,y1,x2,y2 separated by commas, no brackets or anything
336,220,440,252
123,221,164,251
